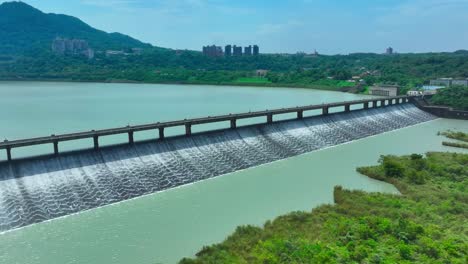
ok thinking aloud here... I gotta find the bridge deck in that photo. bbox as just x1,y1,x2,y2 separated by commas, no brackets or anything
0,96,412,159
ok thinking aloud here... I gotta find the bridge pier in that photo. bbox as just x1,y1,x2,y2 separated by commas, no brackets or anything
230,119,237,129
128,131,134,144
159,127,165,140
93,136,99,150
53,141,59,155
267,114,273,124
0,96,414,161
297,110,304,119
322,106,329,115
345,104,350,112
6,147,11,161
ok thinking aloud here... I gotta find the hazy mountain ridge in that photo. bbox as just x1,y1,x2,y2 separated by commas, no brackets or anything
0,1,152,54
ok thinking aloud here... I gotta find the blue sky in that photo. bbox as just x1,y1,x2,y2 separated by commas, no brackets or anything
4,0,468,54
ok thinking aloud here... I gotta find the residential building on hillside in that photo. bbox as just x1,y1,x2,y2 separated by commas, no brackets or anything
430,78,453,87
253,45,259,56
202,45,223,57
256,69,268,77
385,47,394,55
430,78,468,87
452,79,468,86
52,38,94,59
233,45,243,56
204,44,260,57
244,45,252,56
224,45,232,56
369,84,399,97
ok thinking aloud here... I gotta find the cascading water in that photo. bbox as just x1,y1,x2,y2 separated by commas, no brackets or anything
0,104,435,232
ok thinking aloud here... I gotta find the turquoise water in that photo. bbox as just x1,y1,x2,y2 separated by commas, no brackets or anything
0,82,466,264
0,81,372,158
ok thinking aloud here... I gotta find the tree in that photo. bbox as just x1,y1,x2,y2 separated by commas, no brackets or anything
380,156,404,178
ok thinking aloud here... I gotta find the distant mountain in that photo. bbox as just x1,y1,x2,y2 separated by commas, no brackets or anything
454,50,468,55
0,1,152,55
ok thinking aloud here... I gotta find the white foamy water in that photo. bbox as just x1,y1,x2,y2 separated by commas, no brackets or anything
0,104,435,232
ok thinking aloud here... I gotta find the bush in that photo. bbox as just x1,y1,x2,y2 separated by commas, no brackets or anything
399,243,413,260
431,86,468,110
407,169,426,185
380,156,405,178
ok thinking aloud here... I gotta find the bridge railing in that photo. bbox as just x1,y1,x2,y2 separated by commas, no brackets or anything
0,95,413,161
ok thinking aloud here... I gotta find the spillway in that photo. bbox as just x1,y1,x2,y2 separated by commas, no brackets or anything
0,104,435,232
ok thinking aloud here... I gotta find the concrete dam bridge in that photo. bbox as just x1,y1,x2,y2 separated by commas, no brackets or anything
1,96,412,161
0,96,436,232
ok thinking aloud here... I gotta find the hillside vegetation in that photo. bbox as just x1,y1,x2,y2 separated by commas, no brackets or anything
180,152,468,263
430,86,468,110
1,2,468,93
0,1,150,55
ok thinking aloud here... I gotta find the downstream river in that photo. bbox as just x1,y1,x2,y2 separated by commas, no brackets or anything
0,82,466,264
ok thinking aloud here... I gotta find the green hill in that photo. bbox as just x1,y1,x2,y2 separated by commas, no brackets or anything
0,1,152,54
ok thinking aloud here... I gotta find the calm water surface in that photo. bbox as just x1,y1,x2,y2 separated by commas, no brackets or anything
0,82,466,264
0,81,372,159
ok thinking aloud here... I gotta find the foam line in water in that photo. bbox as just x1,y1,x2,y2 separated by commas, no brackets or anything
0,105,436,232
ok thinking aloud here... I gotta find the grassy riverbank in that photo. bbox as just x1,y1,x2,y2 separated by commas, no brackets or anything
180,152,467,263
440,130,468,149
443,141,468,149
439,130,468,143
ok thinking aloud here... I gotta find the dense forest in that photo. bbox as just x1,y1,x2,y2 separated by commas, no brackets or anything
180,151,468,263
430,85,468,110
2,50,468,94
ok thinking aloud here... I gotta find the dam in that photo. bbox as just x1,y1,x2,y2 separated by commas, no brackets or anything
0,96,409,161
0,102,435,232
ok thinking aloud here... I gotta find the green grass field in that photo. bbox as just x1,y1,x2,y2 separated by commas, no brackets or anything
337,81,357,87
233,77,272,84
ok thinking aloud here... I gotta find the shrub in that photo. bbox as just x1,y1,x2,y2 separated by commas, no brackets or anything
380,156,405,178
399,243,413,260
407,169,426,185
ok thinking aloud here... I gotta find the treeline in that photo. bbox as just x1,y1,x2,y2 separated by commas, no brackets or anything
1,49,468,93
180,152,468,263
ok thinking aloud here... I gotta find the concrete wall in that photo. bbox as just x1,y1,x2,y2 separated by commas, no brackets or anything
369,86,399,97
411,97,468,120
